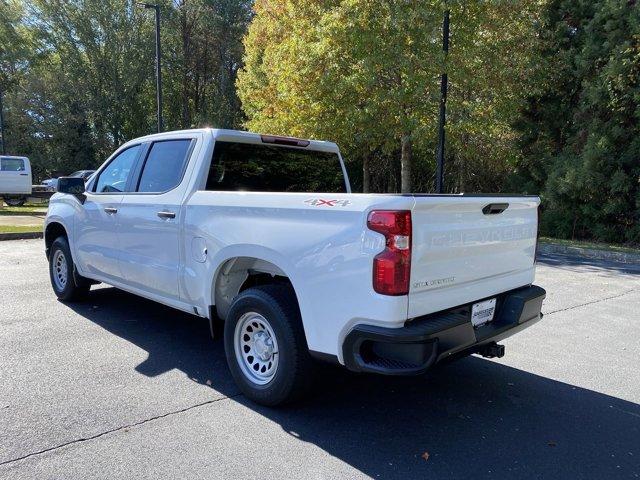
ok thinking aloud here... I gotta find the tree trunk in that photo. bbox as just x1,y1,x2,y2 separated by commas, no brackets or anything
400,133,412,193
388,170,396,193
362,155,370,193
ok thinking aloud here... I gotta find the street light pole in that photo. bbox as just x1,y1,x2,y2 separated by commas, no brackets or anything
138,3,163,133
435,6,450,194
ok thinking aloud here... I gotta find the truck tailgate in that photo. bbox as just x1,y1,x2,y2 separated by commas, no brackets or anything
408,196,539,319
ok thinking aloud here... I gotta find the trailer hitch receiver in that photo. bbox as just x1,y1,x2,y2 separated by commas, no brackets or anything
479,342,505,359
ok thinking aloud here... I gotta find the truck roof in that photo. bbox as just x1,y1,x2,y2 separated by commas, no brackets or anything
129,128,340,153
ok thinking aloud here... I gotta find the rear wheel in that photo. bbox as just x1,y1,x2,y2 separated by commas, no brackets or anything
224,284,315,406
4,196,26,207
49,236,90,301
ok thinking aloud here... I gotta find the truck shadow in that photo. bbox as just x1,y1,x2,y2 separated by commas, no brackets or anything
68,286,639,480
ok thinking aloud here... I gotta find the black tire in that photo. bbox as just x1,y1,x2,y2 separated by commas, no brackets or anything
224,284,316,406
49,236,90,301
4,196,26,207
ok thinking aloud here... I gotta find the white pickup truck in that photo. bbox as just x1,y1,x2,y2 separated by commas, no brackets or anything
1,155,32,206
45,128,545,406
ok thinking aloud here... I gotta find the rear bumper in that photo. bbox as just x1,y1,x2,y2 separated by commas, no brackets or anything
342,285,546,375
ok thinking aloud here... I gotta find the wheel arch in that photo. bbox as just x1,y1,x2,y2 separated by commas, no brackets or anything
211,255,300,322
44,221,69,260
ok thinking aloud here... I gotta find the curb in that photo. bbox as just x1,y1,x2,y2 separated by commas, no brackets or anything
539,242,640,264
0,231,43,241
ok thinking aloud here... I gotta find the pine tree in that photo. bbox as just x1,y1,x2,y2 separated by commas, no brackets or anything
515,0,640,244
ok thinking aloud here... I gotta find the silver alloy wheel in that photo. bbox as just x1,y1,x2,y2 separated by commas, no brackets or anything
234,312,279,385
52,249,68,291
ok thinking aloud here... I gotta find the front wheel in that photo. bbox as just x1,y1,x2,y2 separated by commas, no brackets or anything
49,236,90,301
224,284,316,406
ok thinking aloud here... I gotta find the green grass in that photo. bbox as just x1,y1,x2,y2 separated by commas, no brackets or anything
540,237,640,255
0,205,48,216
0,225,42,234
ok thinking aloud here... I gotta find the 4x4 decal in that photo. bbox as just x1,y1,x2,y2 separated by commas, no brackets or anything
304,199,351,207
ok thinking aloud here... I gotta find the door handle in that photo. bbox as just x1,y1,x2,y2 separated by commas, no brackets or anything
104,207,118,214
157,211,176,219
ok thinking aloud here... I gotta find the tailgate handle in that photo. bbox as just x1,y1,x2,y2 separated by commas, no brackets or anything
482,203,509,215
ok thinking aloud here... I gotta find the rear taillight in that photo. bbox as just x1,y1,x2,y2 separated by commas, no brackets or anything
367,210,412,296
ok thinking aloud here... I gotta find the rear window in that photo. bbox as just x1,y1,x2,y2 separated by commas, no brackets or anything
1,158,25,171
205,141,346,193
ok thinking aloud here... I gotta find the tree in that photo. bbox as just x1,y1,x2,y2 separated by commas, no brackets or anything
445,1,542,193
0,0,35,154
164,0,252,130
238,0,443,193
514,0,640,244
1,0,252,181
0,0,32,90
238,0,541,194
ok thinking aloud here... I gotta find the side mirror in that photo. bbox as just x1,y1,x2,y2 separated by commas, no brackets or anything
57,176,86,194
57,176,86,203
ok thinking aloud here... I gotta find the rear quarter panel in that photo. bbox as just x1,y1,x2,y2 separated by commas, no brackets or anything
182,192,414,358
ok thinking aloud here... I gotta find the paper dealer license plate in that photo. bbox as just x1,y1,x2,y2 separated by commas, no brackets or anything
471,298,497,328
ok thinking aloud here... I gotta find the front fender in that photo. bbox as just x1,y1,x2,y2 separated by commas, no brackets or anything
44,196,79,259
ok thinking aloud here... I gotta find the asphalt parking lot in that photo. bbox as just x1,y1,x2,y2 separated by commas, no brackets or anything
1,239,638,479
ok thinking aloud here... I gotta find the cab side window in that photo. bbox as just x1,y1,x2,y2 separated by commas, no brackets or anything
94,145,141,193
1,158,25,171
136,140,192,193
